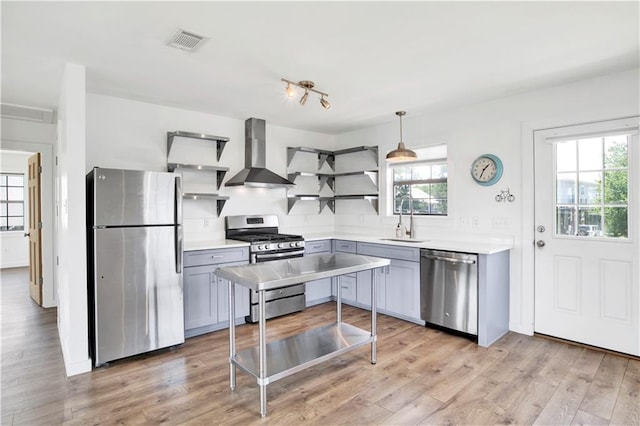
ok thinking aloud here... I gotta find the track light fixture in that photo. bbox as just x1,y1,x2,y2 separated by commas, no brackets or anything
281,78,331,110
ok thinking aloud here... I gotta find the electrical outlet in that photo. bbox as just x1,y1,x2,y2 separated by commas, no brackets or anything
459,216,470,227
471,216,479,229
203,218,209,228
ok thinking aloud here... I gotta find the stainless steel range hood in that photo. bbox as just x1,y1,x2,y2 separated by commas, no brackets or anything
225,118,295,188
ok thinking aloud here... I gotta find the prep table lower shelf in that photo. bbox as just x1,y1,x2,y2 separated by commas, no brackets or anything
231,322,374,385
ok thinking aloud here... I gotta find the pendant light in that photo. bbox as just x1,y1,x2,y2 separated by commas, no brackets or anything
386,111,417,161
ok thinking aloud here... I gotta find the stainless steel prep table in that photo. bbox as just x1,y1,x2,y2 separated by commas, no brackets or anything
214,252,390,417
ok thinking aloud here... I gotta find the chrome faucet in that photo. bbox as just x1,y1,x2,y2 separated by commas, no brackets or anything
398,197,416,239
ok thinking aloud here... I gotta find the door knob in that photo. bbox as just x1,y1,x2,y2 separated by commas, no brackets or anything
536,240,546,248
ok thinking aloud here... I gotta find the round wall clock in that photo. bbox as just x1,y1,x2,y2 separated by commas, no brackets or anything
470,154,503,186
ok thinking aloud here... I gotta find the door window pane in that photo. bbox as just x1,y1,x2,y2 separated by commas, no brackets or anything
556,206,576,236
604,170,628,204
557,173,576,203
556,140,577,172
604,136,628,168
578,137,603,171
604,207,628,238
578,172,602,205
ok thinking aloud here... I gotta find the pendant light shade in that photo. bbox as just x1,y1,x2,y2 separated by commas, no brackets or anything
386,111,417,161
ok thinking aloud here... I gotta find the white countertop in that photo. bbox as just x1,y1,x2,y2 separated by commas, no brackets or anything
184,239,249,251
184,233,511,254
303,232,512,255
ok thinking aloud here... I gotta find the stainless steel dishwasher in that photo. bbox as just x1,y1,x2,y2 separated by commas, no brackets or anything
420,249,478,337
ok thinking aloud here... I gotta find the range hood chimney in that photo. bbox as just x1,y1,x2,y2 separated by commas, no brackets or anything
225,118,295,188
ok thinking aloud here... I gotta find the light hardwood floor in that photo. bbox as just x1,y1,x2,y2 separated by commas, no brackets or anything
2,267,639,425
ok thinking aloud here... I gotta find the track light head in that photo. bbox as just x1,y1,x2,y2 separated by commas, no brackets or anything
299,90,309,105
285,83,296,98
320,95,331,110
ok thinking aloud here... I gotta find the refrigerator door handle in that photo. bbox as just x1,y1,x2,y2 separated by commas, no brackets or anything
175,174,183,225
175,225,183,274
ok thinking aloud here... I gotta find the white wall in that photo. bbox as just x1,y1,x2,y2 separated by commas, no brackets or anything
334,67,640,335
1,118,57,307
56,63,91,376
85,94,337,239
0,151,31,268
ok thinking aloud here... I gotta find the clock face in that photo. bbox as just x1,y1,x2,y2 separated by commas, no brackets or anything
471,154,503,185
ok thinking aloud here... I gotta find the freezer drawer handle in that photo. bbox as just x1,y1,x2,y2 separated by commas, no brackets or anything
421,254,476,264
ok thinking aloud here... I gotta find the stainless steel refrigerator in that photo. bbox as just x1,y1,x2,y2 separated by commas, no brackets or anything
87,167,184,367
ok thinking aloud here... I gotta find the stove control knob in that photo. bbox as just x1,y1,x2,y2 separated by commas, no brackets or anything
257,245,263,250
277,243,284,249
289,242,296,247
296,241,302,247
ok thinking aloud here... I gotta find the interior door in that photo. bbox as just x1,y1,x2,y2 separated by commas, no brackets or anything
27,153,42,306
534,117,639,355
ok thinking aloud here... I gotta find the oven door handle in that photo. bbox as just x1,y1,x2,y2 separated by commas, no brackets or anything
255,250,305,261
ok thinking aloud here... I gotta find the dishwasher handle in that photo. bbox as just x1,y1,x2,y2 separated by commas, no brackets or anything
421,254,476,264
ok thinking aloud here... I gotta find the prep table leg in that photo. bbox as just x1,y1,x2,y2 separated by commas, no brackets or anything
259,290,267,417
336,276,342,323
229,281,236,390
371,268,377,365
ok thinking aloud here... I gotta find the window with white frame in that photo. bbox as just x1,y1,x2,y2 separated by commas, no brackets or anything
390,145,448,216
0,173,25,231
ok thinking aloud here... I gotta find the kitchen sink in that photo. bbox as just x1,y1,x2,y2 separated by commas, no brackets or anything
380,238,427,243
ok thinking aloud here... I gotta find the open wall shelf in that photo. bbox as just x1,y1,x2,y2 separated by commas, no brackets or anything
167,131,229,162
167,130,231,216
286,146,379,214
168,163,229,191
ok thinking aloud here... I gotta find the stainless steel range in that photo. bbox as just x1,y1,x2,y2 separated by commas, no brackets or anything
225,215,305,323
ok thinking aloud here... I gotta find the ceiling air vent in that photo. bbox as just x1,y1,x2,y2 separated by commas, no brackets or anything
1,103,55,123
168,29,207,51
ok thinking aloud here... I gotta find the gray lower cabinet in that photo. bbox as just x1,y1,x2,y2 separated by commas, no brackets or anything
304,240,333,306
356,267,386,309
385,259,420,320
357,242,422,323
334,239,358,305
183,247,250,338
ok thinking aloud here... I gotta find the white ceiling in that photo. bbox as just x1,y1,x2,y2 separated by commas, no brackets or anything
2,1,638,134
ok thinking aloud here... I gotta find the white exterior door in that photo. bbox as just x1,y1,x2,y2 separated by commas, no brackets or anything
534,117,639,356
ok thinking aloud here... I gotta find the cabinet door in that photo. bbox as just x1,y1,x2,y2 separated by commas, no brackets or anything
338,275,357,303
356,268,386,309
184,265,217,330
385,259,421,319
306,277,332,303
217,260,250,322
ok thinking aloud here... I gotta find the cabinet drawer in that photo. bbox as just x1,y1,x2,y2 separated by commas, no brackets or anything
184,247,249,267
357,242,420,262
334,240,357,253
337,275,356,301
305,239,332,255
